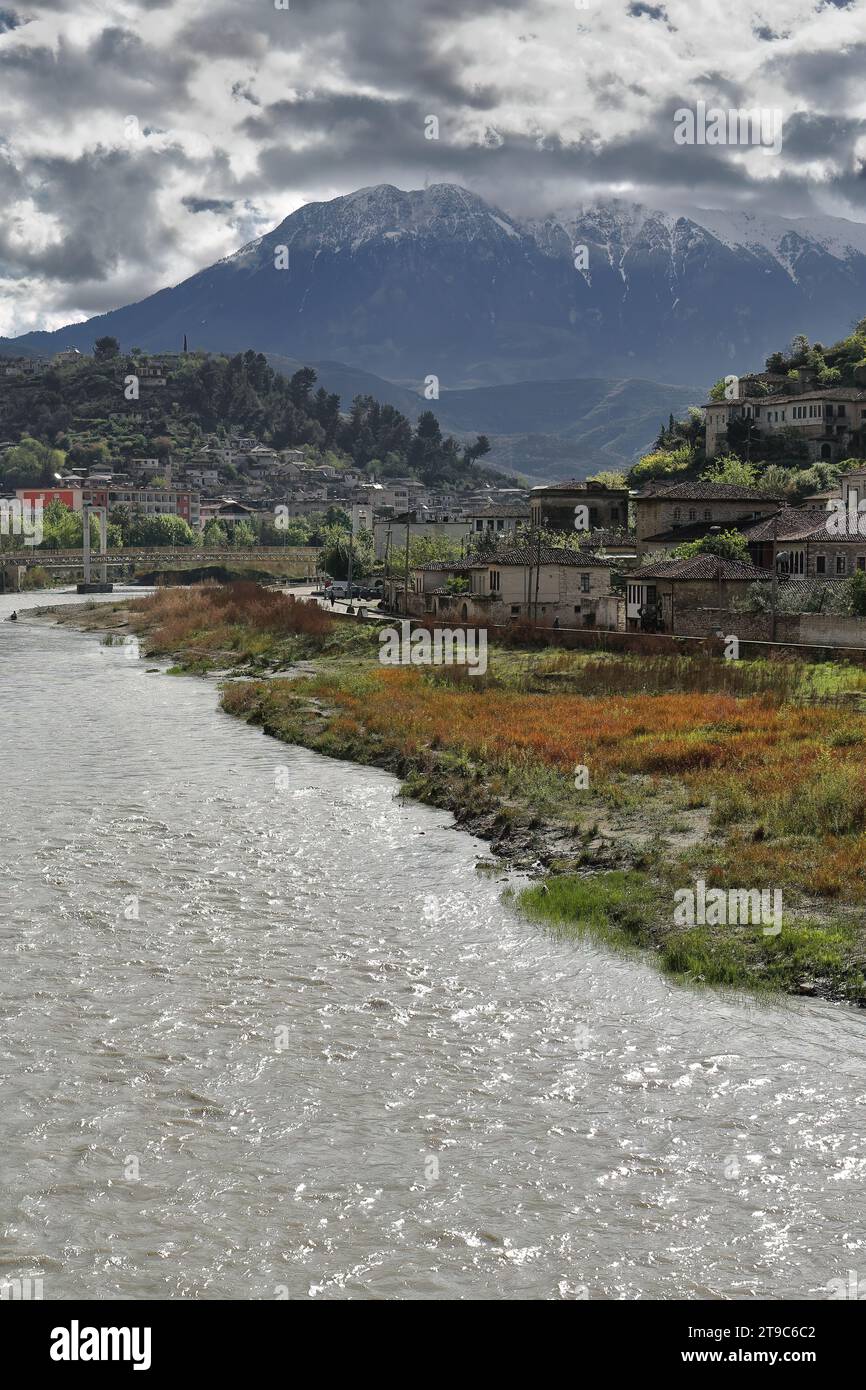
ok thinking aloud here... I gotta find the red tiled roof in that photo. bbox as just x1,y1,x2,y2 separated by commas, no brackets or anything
637,555,773,581
740,506,864,544
636,481,783,502
475,545,614,568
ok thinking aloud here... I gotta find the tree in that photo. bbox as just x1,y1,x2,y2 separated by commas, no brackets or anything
35,500,122,551
388,534,464,573
851,570,866,616
672,529,748,562
701,455,757,487
124,513,197,546
318,523,374,579
629,445,693,485
462,435,491,468
0,436,65,487
203,519,228,547
586,470,627,489
94,336,120,360
324,506,351,530
67,440,110,469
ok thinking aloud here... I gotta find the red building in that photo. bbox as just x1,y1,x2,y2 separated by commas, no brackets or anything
16,487,83,512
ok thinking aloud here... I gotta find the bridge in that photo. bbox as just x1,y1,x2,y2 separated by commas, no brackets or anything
0,546,317,590
0,546,306,568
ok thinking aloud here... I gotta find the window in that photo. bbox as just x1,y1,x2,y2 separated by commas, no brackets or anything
496,519,504,531
688,509,696,521
836,554,847,575
816,554,827,575
858,558,866,572
580,573,590,592
673,508,681,521
511,604,520,615
489,569,501,591
475,519,483,532
703,510,711,521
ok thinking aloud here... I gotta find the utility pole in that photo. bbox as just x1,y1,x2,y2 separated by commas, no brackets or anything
347,511,354,608
770,513,779,643
533,527,542,627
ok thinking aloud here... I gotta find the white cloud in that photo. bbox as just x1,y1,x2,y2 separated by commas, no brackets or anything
0,0,865,334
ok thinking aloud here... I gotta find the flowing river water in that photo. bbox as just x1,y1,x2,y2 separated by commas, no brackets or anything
1,588,865,1301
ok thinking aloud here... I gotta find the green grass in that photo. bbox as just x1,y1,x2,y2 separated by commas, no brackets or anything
516,870,866,1001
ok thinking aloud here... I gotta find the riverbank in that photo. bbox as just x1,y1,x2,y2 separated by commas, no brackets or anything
34,586,866,1005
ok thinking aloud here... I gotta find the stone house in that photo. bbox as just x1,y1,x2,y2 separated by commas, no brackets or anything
463,502,530,539
394,546,621,629
635,480,781,555
704,365,866,462
743,505,866,579
627,554,773,632
529,480,629,533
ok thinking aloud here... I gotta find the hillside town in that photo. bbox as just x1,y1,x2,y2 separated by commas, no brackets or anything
5,341,866,651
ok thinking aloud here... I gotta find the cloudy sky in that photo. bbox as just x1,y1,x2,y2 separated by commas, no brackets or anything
0,0,864,335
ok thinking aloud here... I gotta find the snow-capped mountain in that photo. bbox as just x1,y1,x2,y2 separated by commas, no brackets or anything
4,183,866,385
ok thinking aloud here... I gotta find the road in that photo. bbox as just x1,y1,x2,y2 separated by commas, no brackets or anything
282,582,386,620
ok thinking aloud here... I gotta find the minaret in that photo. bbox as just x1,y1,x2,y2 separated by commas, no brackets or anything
183,334,188,353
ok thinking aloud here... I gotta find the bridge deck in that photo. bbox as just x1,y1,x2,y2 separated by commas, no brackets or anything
1,548,312,568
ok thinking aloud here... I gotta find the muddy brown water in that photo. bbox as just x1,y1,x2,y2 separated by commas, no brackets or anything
1,590,864,1300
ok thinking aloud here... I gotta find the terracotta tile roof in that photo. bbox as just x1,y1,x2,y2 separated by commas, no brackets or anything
742,507,852,543
636,555,774,581
636,480,783,502
411,560,474,572
642,513,762,544
530,480,627,495
414,546,614,571
476,545,614,568
464,503,530,518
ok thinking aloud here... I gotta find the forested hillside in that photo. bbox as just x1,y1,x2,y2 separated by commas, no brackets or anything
0,346,495,489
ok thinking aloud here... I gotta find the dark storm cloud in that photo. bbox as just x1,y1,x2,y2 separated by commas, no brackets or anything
183,195,235,214
627,3,671,23
768,43,866,103
178,0,524,107
0,29,195,120
780,110,866,161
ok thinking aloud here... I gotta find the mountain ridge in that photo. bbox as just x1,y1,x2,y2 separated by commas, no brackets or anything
3,183,866,387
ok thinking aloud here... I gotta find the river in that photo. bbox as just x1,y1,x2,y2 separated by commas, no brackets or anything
1,588,864,1300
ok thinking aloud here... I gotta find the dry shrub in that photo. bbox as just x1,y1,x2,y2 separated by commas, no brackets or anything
300,667,866,842
132,582,334,650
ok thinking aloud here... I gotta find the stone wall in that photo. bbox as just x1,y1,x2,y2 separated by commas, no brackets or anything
671,604,866,650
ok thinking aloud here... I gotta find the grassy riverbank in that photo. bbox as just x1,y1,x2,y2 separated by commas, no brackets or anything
42,584,866,1004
